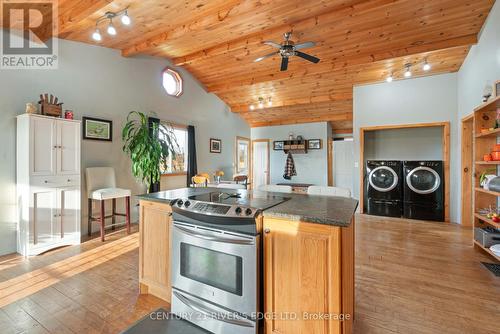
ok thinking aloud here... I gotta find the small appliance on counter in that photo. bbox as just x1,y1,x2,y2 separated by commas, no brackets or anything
474,227,500,248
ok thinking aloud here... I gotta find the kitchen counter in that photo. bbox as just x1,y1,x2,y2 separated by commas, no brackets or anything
136,187,358,227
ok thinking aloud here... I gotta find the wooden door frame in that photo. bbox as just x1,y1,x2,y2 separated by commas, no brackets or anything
235,136,251,175
327,138,333,186
251,139,270,189
461,114,474,226
359,121,451,222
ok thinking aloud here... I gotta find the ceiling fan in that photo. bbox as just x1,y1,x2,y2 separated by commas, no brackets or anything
254,32,320,71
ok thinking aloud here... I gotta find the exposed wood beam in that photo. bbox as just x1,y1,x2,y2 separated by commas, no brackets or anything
171,0,397,66
231,96,352,113
248,112,352,127
332,129,353,134
206,34,477,92
58,0,114,36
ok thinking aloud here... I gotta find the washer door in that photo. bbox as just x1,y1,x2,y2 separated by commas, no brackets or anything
368,166,398,192
406,166,440,195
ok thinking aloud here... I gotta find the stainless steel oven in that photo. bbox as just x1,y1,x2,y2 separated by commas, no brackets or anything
171,221,259,334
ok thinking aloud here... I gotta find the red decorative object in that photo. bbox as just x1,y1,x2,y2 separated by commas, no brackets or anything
64,110,74,120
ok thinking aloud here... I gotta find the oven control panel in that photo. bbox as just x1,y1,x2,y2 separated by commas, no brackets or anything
174,198,256,218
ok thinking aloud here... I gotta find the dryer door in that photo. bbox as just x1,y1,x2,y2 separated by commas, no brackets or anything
368,166,399,192
406,166,440,195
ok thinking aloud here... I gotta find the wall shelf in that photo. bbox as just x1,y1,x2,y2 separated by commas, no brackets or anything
473,240,500,261
474,213,500,229
475,187,500,196
474,161,500,165
475,128,500,138
473,95,500,113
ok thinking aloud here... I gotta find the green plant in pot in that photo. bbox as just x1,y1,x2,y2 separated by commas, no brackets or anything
122,111,178,192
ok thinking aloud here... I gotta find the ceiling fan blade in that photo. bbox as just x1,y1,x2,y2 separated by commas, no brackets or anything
263,41,282,49
280,57,289,71
254,52,279,62
294,41,316,50
295,51,320,63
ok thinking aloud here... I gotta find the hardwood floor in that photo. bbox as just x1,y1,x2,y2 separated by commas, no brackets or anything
0,216,498,334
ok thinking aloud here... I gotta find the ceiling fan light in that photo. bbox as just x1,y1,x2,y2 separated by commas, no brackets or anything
121,11,131,25
92,28,102,41
107,20,117,35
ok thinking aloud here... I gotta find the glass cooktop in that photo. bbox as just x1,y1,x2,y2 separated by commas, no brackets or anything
188,191,289,210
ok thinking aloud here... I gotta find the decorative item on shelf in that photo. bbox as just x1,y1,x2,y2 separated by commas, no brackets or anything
491,144,500,161
296,135,303,141
482,81,493,102
83,116,113,141
307,139,322,150
64,110,74,120
480,169,497,189
495,80,500,97
288,132,294,140
486,176,500,193
273,141,284,150
38,94,63,117
483,154,493,162
214,170,224,183
25,102,37,114
210,138,221,153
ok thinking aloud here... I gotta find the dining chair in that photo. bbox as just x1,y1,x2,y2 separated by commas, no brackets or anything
307,186,351,198
85,167,131,241
258,184,293,193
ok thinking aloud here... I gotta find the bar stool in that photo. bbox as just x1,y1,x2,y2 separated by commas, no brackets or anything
86,167,131,241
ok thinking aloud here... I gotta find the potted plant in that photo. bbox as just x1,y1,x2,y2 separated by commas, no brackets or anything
122,111,178,192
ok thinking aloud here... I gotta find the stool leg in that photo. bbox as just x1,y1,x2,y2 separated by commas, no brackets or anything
112,198,116,231
88,199,92,236
125,196,131,234
100,200,105,242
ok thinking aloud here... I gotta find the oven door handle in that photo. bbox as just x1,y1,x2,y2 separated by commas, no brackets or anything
173,224,255,245
173,290,254,328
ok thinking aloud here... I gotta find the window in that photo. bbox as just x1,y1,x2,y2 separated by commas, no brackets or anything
235,137,250,174
162,67,183,97
160,124,188,174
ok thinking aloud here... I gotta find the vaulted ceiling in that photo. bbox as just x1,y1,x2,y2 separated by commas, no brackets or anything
32,0,500,130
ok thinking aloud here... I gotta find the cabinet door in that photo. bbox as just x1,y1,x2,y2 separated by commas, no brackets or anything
57,121,80,175
58,186,80,240
31,188,58,245
139,201,172,302
263,218,342,334
30,117,56,176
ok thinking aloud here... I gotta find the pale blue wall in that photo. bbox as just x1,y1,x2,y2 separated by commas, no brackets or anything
0,38,250,255
251,122,329,186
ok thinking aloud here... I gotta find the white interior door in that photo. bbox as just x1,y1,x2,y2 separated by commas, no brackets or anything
58,186,80,239
31,188,58,246
30,117,56,176
252,141,269,190
57,121,80,175
333,140,354,194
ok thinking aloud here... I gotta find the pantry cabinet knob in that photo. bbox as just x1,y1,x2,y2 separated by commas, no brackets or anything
264,228,270,234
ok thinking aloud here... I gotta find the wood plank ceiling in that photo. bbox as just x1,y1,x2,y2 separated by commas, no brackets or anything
55,0,494,130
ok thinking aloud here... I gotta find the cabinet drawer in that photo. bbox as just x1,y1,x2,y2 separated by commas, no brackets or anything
31,175,81,187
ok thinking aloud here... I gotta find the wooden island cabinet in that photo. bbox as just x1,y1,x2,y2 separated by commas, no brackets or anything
138,196,355,334
263,218,354,334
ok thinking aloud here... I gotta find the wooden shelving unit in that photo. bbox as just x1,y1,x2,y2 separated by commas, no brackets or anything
472,95,500,262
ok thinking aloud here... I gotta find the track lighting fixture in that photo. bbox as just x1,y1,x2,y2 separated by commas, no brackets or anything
249,105,255,111
404,64,412,78
386,74,393,83
91,8,131,42
258,97,264,109
267,97,273,106
248,96,273,110
423,59,431,71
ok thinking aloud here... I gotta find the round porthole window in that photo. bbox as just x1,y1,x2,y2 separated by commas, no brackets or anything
162,67,183,97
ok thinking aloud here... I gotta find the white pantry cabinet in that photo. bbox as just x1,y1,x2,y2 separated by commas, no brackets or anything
17,114,81,256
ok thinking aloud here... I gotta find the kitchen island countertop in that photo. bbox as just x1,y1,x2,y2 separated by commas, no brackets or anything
136,187,358,227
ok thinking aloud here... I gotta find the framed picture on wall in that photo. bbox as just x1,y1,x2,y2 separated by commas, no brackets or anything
210,138,221,153
82,117,112,141
307,139,322,150
273,141,284,150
